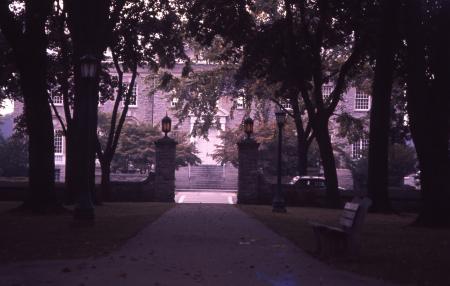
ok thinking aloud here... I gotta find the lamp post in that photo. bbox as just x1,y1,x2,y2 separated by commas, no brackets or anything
273,109,287,213
74,54,97,221
162,114,172,137
244,117,254,138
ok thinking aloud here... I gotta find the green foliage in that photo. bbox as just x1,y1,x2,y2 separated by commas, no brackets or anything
344,151,369,192
342,143,417,190
335,112,369,143
162,63,238,138
0,134,28,176
388,143,417,186
98,113,200,173
110,122,160,173
213,119,321,176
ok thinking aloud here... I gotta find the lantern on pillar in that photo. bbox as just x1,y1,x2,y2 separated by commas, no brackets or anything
244,117,254,138
275,110,287,127
162,114,172,137
79,54,98,79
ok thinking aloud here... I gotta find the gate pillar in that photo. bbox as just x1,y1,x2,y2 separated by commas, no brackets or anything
154,136,177,202
237,137,260,204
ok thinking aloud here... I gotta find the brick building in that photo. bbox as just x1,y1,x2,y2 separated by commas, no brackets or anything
12,62,371,190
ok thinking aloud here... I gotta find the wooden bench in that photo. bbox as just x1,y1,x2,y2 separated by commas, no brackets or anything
308,197,372,258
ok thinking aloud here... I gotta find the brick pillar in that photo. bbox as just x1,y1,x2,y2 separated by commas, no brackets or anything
154,136,177,202
237,137,260,204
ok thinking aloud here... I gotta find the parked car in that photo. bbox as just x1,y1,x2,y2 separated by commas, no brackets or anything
289,176,346,191
287,176,346,206
403,171,421,190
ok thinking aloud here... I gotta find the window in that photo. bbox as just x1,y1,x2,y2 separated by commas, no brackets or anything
354,90,370,111
170,97,179,107
351,138,369,159
280,99,292,110
322,85,333,100
236,96,245,109
50,90,63,106
54,169,61,182
54,130,63,155
122,82,138,107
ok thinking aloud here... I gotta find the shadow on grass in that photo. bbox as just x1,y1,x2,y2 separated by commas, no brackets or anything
240,205,450,286
0,201,173,263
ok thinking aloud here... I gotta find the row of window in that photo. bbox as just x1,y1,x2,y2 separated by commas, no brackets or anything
50,85,370,113
50,82,138,107
235,87,370,111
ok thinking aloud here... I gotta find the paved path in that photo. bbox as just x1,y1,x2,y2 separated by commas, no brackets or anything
0,204,395,286
175,191,236,204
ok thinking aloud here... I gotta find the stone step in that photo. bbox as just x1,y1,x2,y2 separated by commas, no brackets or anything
175,164,238,190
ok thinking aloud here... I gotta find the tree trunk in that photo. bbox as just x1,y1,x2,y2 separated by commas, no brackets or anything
289,94,308,176
64,127,77,204
1,0,60,213
367,0,399,212
20,62,59,213
406,0,450,227
295,130,308,176
16,0,60,213
100,160,112,201
314,116,340,207
70,57,99,213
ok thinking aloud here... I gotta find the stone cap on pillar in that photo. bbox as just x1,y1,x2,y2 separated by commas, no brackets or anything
155,136,178,147
237,137,260,149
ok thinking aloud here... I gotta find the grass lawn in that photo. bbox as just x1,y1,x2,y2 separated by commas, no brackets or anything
240,205,450,286
0,201,173,263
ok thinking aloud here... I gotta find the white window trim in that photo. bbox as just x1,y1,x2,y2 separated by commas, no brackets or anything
322,85,333,100
280,99,292,110
351,138,369,159
50,90,63,106
236,96,245,109
170,97,179,107
354,90,371,111
122,82,138,108
54,169,61,182
54,130,64,155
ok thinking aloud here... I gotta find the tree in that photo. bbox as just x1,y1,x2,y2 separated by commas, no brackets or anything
0,133,28,177
187,0,371,206
98,116,201,176
388,143,416,187
367,0,401,212
404,0,450,227
0,0,61,212
93,0,185,200
213,120,321,177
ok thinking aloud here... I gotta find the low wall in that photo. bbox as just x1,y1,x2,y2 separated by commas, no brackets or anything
0,174,155,203
256,174,421,212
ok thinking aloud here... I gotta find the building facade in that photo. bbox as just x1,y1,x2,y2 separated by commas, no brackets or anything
12,63,371,188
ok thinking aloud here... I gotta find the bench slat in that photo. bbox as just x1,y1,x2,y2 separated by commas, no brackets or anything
341,210,357,220
310,197,372,257
340,217,354,228
344,202,359,211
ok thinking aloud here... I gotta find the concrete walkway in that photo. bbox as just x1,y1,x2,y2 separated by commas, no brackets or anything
0,204,395,286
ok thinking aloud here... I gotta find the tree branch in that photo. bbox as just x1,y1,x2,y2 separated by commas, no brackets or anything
95,135,104,162
105,49,124,157
269,97,294,118
48,95,67,135
325,42,365,118
0,1,24,50
111,62,138,155
104,0,126,47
